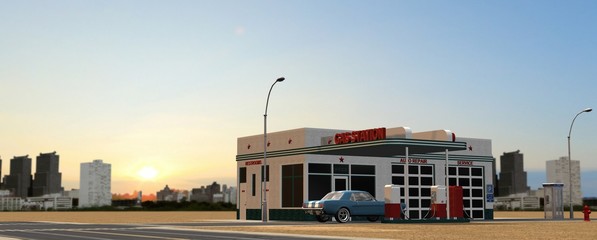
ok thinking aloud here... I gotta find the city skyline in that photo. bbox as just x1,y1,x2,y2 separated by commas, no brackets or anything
1,152,596,197
0,1,595,195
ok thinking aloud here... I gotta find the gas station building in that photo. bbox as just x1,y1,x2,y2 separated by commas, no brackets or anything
236,126,495,220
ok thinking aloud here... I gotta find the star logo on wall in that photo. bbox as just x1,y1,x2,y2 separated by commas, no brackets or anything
468,145,473,151
288,138,292,144
339,156,344,163
247,144,251,149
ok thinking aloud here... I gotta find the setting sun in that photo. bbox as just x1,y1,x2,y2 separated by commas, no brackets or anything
137,166,158,180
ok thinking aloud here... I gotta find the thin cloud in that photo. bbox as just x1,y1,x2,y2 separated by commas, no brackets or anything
234,26,246,36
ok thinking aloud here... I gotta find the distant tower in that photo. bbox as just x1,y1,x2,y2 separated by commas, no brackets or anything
497,150,529,196
0,156,2,188
137,191,142,206
32,152,62,196
157,185,173,201
209,182,221,203
79,160,111,207
4,155,32,198
546,156,582,206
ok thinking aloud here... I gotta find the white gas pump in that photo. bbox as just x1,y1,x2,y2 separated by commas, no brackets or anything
430,185,447,218
431,185,447,204
384,185,402,220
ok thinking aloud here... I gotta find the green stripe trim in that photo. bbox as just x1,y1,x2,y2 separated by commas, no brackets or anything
409,154,495,162
237,139,467,161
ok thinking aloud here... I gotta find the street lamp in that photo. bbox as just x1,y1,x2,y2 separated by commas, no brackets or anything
262,77,285,222
567,107,592,219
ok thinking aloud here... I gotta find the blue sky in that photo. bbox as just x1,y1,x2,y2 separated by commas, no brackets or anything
0,1,595,195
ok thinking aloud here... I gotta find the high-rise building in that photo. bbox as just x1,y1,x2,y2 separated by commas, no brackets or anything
157,185,174,201
546,156,582,206
32,152,62,196
189,182,225,203
79,160,111,208
498,150,529,196
0,156,2,188
3,155,32,198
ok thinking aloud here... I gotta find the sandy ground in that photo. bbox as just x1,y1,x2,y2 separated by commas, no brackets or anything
197,221,597,240
0,211,594,239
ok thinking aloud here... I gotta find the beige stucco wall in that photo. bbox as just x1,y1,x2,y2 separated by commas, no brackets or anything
236,126,495,220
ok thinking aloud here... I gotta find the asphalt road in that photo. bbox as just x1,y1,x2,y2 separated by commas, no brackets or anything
0,221,349,240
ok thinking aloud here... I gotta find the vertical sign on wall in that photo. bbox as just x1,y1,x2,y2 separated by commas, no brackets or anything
486,184,494,203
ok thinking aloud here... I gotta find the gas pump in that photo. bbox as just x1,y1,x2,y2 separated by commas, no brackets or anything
384,185,402,220
431,185,447,218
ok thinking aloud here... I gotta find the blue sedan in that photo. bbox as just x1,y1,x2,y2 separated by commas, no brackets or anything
302,190,384,223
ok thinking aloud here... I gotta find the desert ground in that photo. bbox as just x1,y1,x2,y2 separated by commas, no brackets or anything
0,211,594,240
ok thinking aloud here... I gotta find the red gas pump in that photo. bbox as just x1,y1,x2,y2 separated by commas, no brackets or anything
583,205,591,222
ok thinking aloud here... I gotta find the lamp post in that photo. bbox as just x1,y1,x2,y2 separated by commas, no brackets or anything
567,107,592,219
262,77,285,222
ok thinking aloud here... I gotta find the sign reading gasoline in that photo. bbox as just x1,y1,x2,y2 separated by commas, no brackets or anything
334,127,386,144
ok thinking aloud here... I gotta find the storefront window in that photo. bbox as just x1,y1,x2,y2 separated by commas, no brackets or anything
351,176,375,196
309,163,331,173
333,164,349,174
239,167,247,183
282,164,303,207
309,175,331,200
251,174,256,196
351,165,375,175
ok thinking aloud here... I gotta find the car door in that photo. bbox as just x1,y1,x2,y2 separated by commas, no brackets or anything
354,192,380,215
350,192,367,215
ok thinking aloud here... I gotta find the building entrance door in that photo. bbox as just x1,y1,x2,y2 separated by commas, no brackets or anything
239,184,246,219
334,176,348,191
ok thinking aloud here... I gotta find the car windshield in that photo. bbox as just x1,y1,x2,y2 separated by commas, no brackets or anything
321,191,344,200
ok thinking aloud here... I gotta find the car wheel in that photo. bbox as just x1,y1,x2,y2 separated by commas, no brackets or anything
367,216,379,222
335,208,351,223
316,215,330,222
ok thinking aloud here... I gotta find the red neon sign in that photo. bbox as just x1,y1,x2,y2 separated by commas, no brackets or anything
245,160,262,166
457,160,473,166
334,127,386,144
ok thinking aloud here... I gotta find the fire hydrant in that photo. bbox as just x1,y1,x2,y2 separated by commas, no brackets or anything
583,205,591,222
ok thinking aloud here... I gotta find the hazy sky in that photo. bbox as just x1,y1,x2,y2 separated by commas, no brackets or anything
0,1,595,195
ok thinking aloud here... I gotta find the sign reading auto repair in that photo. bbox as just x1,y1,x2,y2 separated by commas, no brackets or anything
335,127,386,144
399,158,428,164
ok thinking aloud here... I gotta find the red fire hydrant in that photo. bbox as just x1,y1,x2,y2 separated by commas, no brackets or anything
583,205,591,222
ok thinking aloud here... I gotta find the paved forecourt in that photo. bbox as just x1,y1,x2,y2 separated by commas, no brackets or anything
0,221,358,240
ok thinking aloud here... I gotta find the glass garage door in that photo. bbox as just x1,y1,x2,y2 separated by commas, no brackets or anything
449,166,484,219
391,164,434,219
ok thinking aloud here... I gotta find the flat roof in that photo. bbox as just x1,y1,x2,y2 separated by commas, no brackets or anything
236,138,467,161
